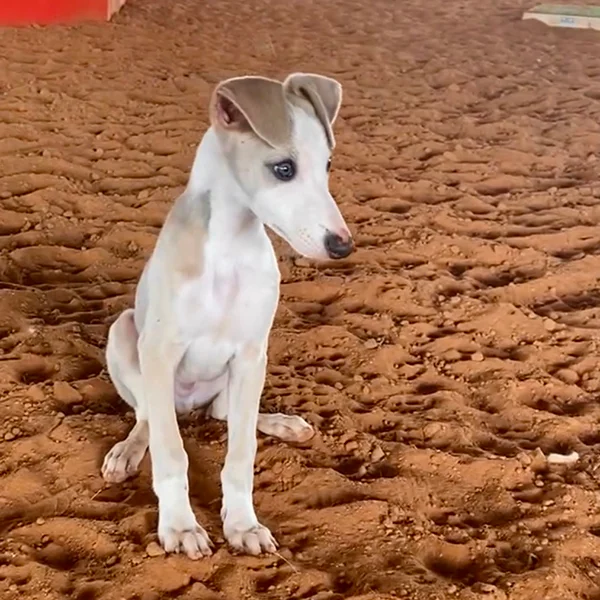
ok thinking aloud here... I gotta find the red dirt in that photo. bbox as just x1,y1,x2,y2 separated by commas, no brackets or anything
2,0,600,598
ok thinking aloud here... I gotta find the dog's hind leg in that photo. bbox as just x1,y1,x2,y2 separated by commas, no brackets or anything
256,413,314,443
209,388,314,443
102,309,150,483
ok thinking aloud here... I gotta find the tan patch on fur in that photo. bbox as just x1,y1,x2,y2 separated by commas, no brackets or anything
162,190,210,280
284,72,342,149
209,72,343,150
211,76,293,148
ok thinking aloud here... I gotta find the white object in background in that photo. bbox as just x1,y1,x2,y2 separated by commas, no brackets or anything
523,4,600,30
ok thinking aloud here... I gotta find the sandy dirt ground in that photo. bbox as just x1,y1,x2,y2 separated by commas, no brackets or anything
2,0,600,598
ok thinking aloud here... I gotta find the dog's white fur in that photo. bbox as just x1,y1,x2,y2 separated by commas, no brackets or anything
101,73,353,558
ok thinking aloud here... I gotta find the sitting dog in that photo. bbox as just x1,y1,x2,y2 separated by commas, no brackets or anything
101,72,354,558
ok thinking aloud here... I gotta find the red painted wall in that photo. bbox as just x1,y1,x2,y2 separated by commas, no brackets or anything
0,0,125,25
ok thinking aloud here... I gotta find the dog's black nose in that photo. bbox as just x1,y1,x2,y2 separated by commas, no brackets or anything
324,231,354,259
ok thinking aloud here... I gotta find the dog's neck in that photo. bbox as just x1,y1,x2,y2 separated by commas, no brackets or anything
182,128,273,266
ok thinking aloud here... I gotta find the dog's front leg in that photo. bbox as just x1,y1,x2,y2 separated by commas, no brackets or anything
221,345,277,555
138,333,213,559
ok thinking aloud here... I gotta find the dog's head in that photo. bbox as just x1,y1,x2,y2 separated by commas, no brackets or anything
208,73,353,261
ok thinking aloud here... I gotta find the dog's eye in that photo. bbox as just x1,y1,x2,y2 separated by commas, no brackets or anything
271,159,296,182
326,158,332,172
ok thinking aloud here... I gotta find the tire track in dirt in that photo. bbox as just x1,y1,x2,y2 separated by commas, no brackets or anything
2,0,600,599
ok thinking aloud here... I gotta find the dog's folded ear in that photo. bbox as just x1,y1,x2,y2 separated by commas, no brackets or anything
283,73,342,149
210,76,292,148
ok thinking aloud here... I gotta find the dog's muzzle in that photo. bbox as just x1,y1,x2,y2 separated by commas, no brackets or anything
324,230,354,259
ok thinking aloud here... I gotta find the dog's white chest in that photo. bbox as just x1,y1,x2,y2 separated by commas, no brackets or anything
174,260,278,389
176,262,278,343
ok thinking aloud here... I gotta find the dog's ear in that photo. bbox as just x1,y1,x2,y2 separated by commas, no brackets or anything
283,73,342,149
210,76,292,148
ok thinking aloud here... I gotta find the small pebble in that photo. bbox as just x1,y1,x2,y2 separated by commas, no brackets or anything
530,448,548,472
371,446,385,462
555,368,579,385
473,582,498,594
471,351,484,362
105,554,118,566
518,452,532,466
145,542,165,557
53,381,82,406
294,258,311,268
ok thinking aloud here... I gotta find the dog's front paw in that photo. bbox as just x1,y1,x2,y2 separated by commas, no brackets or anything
224,522,278,555
158,509,213,559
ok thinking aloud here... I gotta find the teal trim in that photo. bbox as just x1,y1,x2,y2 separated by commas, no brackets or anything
527,4,600,17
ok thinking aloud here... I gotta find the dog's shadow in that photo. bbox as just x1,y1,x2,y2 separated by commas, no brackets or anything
90,404,222,516
186,437,223,511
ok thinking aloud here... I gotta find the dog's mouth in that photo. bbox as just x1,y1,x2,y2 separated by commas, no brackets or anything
268,222,308,254
267,221,334,260
268,224,329,260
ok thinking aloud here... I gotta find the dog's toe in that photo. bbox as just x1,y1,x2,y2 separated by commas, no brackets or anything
226,524,278,555
182,529,213,559
160,525,213,560
288,418,315,443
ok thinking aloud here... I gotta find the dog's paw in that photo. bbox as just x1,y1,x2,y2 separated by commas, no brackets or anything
224,522,278,555
279,415,315,443
102,439,146,483
158,521,213,560
258,413,315,443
